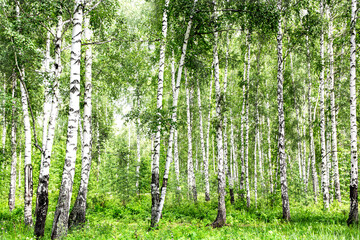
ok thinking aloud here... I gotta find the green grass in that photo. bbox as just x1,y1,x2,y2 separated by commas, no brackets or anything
0,195,359,239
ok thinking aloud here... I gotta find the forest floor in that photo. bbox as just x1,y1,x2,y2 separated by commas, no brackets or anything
0,194,359,239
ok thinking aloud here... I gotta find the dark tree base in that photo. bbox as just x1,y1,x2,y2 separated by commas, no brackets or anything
347,185,358,226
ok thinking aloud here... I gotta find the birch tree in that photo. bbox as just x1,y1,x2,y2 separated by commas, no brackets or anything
277,0,290,221
68,10,93,229
347,0,358,225
51,1,83,237
150,0,170,228
9,76,17,212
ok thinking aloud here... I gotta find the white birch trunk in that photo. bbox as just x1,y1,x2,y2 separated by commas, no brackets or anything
205,70,213,200
9,76,17,212
229,112,235,204
35,15,63,238
254,132,258,208
306,33,318,203
2,79,6,162
211,2,226,225
69,13,93,229
266,79,273,194
319,0,329,209
19,71,33,226
245,34,251,208
239,57,246,197
348,0,358,225
135,99,141,193
197,78,210,201
186,71,197,202
150,0,170,228
51,1,83,237
277,0,290,220
328,7,341,203
152,0,197,227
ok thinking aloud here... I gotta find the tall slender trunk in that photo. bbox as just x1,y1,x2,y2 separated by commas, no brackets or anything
277,0,290,221
35,15,64,238
205,70,213,200
41,31,52,172
197,78,210,201
68,13,93,229
18,139,21,198
186,71,197,202
19,71,33,226
319,0,329,209
9,76,17,212
150,0,170,229
239,56,246,197
266,79,273,194
328,6,341,203
51,1,83,238
152,0,197,228
229,112,235,204
245,33,251,208
254,129,258,208
307,33,318,203
2,79,6,163
347,0,358,226
211,0,226,227
135,94,141,194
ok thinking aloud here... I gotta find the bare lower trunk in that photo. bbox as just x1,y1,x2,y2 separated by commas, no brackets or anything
328,6,341,203
347,0,358,226
211,1,226,227
9,76,17,212
2,80,5,161
266,80,273,194
307,33,318,203
245,33,251,208
150,0,170,229
239,56,246,197
34,15,63,238
319,0,329,209
277,0,290,221
51,1,83,238
68,13,93,229
19,71,33,226
205,70,213,201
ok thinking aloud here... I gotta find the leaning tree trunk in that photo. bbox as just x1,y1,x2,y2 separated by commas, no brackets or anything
152,0,197,228
277,0,290,221
347,0,358,226
328,6,341,203
319,0,329,209
34,15,63,238
68,13,93,229
9,76,17,212
211,0,226,227
150,0,170,229
19,70,33,226
51,1,83,238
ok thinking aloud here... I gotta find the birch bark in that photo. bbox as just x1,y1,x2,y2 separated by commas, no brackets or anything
9,76,17,212
211,0,226,226
347,0,358,225
19,70,33,226
35,15,64,238
245,33,251,208
319,0,329,209
150,0,170,228
277,0,290,220
51,1,83,238
69,12,93,229
328,6,341,203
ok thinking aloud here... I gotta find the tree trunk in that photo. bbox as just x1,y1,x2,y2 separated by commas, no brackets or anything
19,71,33,226
211,0,226,227
9,76,17,212
245,33,251,208
2,79,6,165
197,78,210,201
150,0,170,229
347,0,358,226
186,70,197,202
328,6,341,203
229,112,235,204
239,55,246,198
277,0,290,221
151,0,197,227
254,128,258,208
51,1,83,238
135,96,141,194
266,79,273,194
68,13,93,229
34,15,63,238
205,69,213,201
319,0,329,210
306,33,318,204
